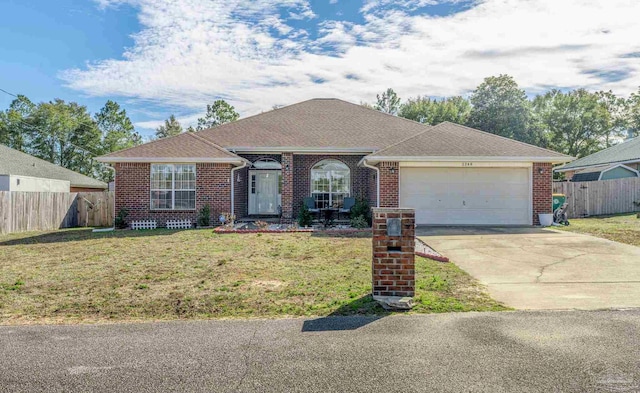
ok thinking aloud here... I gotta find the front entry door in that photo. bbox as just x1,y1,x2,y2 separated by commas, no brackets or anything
249,170,281,215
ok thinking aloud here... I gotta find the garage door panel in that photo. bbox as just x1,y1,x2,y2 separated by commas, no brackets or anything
400,167,531,225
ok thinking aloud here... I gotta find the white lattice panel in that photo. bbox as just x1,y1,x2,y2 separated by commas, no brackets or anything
130,220,157,230
166,219,192,230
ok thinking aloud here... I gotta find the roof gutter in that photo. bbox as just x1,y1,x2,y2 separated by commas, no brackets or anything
226,147,377,154
555,158,640,172
359,157,379,208
365,156,574,164
96,157,246,164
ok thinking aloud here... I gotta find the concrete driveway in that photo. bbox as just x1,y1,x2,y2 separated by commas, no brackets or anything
417,227,640,310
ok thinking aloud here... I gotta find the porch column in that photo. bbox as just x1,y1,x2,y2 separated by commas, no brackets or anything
281,152,294,223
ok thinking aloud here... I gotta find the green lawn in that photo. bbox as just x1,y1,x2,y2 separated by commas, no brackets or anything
555,213,640,247
0,229,506,324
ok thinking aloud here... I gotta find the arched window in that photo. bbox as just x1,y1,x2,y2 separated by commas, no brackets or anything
311,159,350,208
251,158,282,170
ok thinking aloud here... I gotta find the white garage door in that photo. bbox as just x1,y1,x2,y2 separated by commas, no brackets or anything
400,167,531,225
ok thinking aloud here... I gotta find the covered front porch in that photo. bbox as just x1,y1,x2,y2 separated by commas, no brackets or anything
232,153,376,224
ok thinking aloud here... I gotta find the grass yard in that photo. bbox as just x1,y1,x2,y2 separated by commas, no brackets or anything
555,213,640,247
0,229,506,324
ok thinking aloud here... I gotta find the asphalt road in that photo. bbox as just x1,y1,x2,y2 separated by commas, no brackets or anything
2,310,640,392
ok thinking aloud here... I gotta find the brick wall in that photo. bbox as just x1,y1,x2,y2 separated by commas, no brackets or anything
281,153,294,223
372,208,415,298
533,162,552,225
378,162,399,208
368,168,378,208
114,162,231,227
291,154,373,215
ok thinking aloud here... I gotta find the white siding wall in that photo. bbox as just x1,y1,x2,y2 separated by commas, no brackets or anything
5,175,70,192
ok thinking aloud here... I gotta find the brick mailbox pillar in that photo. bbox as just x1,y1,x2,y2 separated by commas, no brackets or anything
372,208,415,310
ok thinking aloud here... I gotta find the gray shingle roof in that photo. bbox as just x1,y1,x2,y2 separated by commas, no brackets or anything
99,132,243,161
556,137,640,171
97,98,571,163
0,144,107,189
196,98,430,150
368,122,571,161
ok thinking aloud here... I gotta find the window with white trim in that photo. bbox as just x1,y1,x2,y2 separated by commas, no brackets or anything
150,164,196,210
311,160,350,208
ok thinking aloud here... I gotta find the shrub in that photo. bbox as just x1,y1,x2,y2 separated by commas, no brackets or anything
297,204,314,227
350,215,369,229
350,197,371,225
197,204,211,227
114,208,129,229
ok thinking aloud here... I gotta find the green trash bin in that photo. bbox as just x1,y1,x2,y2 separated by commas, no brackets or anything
552,193,565,212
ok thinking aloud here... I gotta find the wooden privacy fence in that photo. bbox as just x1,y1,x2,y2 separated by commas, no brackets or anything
0,191,114,235
552,178,640,218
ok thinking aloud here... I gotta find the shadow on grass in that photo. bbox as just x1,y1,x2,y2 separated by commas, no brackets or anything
301,294,391,332
310,229,372,239
0,228,197,246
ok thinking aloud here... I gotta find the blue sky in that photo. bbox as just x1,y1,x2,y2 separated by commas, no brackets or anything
2,0,639,138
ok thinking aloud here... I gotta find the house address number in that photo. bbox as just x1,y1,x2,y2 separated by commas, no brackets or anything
462,162,473,167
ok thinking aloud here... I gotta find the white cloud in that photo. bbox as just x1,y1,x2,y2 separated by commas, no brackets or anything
63,0,640,122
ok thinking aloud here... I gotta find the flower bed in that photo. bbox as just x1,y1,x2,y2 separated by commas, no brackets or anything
415,237,449,262
213,226,372,234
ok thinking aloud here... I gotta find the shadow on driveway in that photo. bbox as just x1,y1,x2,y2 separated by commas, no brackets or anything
415,226,562,237
302,295,390,332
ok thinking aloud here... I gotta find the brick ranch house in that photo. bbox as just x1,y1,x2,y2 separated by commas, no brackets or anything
97,99,572,226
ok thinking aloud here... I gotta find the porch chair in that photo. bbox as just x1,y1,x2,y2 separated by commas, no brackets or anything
303,197,320,221
339,197,356,220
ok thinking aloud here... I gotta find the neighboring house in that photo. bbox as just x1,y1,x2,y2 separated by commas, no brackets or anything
97,99,571,226
0,144,107,192
555,137,640,182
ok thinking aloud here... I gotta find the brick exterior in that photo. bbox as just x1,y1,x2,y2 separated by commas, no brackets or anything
532,162,553,225
377,162,399,208
114,162,231,227
281,153,294,223
115,159,553,227
232,154,376,221
291,155,373,215
372,208,415,297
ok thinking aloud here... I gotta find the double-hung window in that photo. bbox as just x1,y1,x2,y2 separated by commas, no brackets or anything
150,164,196,210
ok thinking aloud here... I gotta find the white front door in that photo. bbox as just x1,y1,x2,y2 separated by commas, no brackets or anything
249,170,281,215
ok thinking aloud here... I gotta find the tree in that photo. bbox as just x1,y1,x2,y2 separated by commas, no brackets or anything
626,88,640,139
399,96,471,125
155,115,183,139
27,99,102,177
195,100,239,130
532,89,611,158
0,95,35,150
95,100,141,181
596,91,628,146
467,75,541,145
374,88,401,115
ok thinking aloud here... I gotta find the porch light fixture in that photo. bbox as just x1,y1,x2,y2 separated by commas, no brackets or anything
389,167,396,174
237,173,241,182
538,167,544,175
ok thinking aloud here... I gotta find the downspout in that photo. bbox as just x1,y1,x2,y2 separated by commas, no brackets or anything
360,158,380,208
230,160,248,218
92,164,116,233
